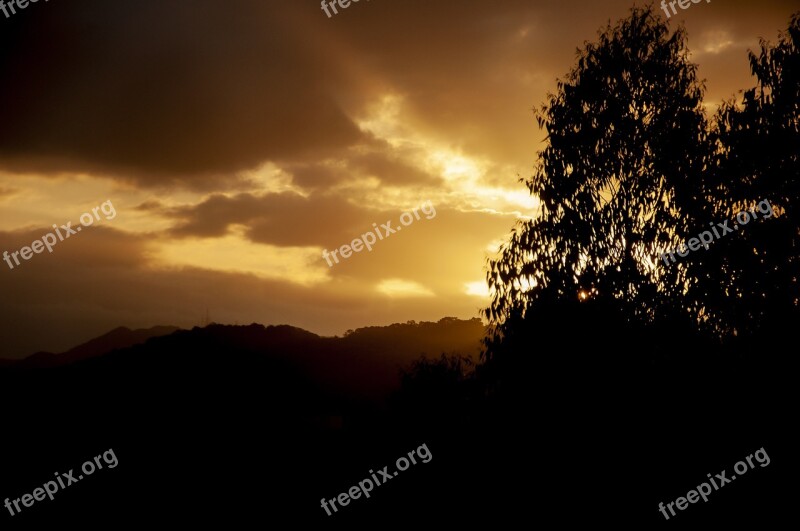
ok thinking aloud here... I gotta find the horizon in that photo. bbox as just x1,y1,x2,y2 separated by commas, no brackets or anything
1,0,796,356
4,316,486,360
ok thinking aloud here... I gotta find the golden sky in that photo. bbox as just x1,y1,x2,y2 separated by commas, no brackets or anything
0,0,796,357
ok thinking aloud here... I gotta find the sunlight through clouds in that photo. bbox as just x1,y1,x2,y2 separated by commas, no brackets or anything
155,228,329,286
693,29,738,56
376,278,435,298
354,94,539,217
464,280,491,298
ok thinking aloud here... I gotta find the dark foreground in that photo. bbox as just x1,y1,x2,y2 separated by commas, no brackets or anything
0,320,795,528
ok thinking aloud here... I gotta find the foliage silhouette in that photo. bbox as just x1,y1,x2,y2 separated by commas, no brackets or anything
485,7,800,359
475,7,799,526
484,5,709,357
688,13,800,339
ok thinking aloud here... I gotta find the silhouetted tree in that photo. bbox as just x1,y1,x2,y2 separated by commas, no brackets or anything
484,6,709,355
689,12,800,339
388,354,478,431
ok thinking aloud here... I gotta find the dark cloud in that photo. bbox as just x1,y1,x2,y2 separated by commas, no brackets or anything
134,200,165,212
167,192,380,248
284,145,439,189
348,149,438,185
0,0,794,190
0,1,364,186
0,226,152,276
286,163,345,190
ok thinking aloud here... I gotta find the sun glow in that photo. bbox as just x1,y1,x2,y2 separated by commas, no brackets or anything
376,278,435,298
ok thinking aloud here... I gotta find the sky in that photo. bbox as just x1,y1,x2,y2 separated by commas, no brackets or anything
0,0,796,358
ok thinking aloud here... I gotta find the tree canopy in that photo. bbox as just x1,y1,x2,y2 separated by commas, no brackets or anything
484,7,800,356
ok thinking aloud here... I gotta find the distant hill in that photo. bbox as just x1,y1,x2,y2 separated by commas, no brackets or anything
3,325,181,368
2,318,484,398
0,316,486,525
132,318,480,398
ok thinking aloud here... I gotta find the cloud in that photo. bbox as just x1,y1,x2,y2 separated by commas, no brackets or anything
0,225,484,358
0,187,18,199
278,140,440,191
376,279,435,298
0,1,364,187
346,146,440,186
1,0,793,192
166,192,379,248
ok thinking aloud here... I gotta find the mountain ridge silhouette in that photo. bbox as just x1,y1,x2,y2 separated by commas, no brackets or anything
0,316,486,526
2,317,484,401
2,325,181,368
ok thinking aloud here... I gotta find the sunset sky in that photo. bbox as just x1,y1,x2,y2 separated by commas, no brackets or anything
0,0,796,357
